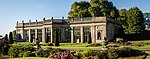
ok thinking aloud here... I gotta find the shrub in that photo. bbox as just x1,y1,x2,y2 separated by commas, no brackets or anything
48,50,77,59
35,48,53,57
107,48,120,59
8,44,35,57
23,51,34,57
86,43,101,47
48,42,53,46
54,30,59,46
108,44,119,47
9,32,14,44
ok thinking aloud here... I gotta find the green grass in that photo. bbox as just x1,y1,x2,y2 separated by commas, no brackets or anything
129,40,150,43
12,57,51,59
146,55,150,59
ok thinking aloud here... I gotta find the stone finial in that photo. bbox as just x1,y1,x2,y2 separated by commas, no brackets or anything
51,17,53,20
17,21,18,24
43,17,45,21
22,21,24,23
36,19,38,24
62,17,64,19
29,20,31,23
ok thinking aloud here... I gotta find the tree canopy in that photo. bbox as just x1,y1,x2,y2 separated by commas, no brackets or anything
126,7,145,33
68,0,119,19
68,1,91,18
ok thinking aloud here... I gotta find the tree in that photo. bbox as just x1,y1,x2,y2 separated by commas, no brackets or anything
68,1,91,18
89,0,119,19
9,32,14,44
126,7,145,33
1,34,10,55
12,30,16,41
54,29,59,46
117,9,128,32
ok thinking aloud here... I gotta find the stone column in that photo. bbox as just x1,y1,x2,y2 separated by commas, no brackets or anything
21,21,25,40
61,28,65,42
50,27,53,43
35,29,38,39
91,26,96,43
42,28,46,43
80,26,84,43
71,27,74,43
28,29,31,42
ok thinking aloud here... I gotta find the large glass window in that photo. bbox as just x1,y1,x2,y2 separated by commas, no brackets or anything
84,27,91,42
74,27,81,43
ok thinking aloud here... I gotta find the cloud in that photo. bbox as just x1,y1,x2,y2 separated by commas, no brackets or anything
36,6,44,8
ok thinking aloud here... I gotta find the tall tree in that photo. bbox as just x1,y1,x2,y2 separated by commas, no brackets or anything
89,0,119,19
68,1,91,18
9,32,14,44
117,9,128,32
126,7,145,33
12,30,16,41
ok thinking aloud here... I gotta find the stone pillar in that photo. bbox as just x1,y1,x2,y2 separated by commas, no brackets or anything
71,27,74,43
35,29,38,39
91,26,96,43
61,28,65,42
21,21,25,40
50,27,53,43
80,26,84,43
42,28,46,43
28,29,31,42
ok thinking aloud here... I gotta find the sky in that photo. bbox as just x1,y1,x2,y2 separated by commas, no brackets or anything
0,0,150,35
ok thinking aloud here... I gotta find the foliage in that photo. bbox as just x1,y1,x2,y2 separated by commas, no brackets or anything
117,9,128,32
86,43,101,47
75,47,147,59
1,34,10,55
68,1,91,18
126,7,145,33
68,0,119,19
35,38,41,49
23,51,34,57
48,50,77,59
89,0,119,18
8,44,34,57
35,48,53,57
118,55,146,59
12,30,16,41
9,32,14,44
54,30,60,46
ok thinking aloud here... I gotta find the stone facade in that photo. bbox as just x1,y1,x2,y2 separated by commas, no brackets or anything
15,17,121,43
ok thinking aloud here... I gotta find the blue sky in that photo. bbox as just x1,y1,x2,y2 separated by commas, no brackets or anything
0,0,150,35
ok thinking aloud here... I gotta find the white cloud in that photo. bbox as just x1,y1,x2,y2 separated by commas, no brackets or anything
36,6,44,8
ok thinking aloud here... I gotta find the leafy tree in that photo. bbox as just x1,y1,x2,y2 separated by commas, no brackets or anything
2,34,10,55
117,9,128,32
126,7,145,33
54,29,59,46
89,0,119,19
68,1,91,18
12,30,16,41
9,32,14,44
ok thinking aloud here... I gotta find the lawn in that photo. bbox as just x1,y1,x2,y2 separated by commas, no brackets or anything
129,40,150,50
42,43,102,50
14,40,150,50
